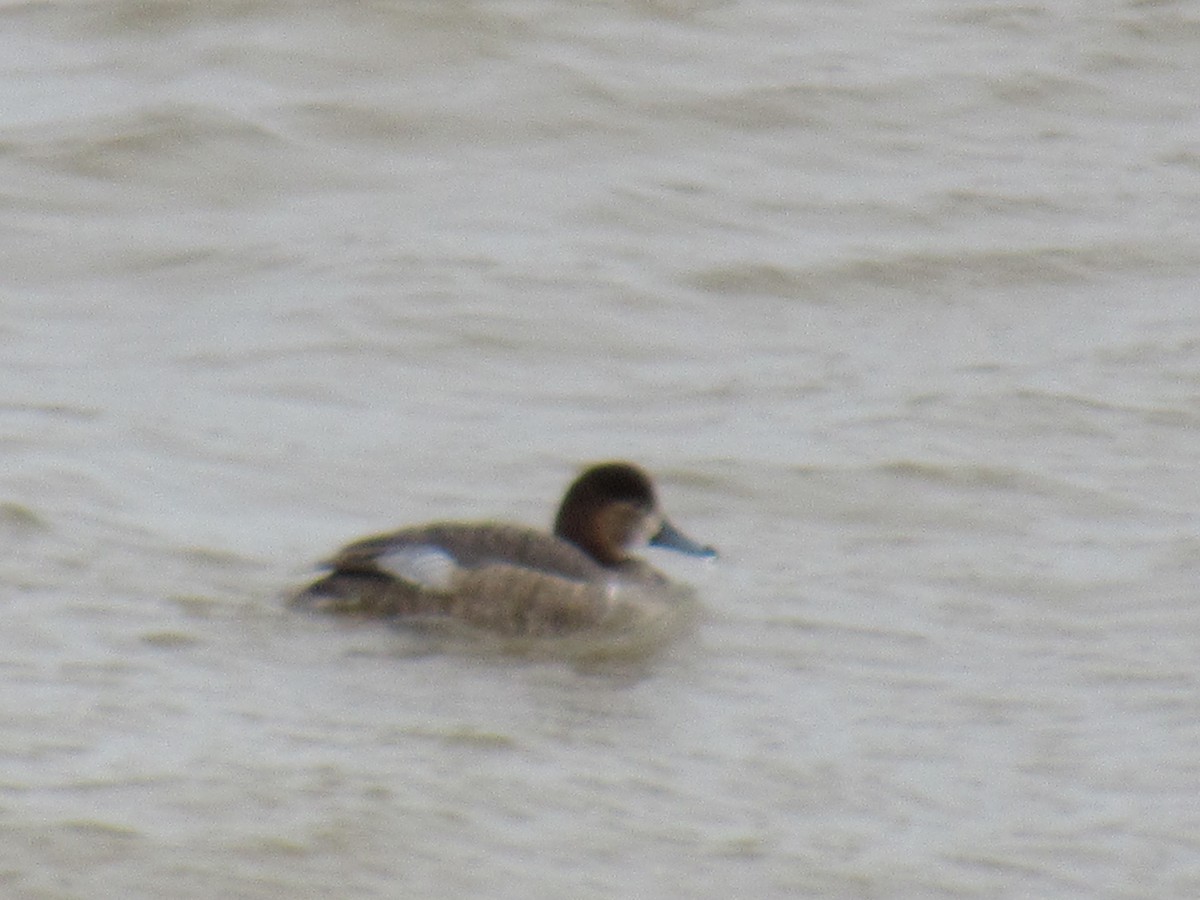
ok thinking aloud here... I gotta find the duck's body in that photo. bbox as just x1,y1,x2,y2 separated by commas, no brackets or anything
289,462,714,637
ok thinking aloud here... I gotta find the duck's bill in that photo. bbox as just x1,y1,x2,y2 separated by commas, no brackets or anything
650,519,717,559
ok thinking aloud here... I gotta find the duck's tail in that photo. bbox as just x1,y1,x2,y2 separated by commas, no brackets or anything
289,569,424,617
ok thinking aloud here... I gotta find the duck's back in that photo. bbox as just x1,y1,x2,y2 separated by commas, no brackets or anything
326,522,606,582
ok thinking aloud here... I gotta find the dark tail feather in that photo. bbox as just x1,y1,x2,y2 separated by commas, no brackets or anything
289,570,397,615
289,569,440,618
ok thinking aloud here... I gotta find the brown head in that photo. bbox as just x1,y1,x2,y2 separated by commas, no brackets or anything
553,462,715,567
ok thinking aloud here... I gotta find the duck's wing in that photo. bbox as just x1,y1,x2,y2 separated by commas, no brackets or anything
294,523,613,634
323,522,606,582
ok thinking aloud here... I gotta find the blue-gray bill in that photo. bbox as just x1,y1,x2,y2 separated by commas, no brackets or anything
650,519,717,559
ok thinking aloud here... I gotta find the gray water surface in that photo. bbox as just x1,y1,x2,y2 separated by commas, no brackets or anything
3,2,1200,897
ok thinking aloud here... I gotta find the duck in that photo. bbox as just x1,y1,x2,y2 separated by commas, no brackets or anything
289,461,715,636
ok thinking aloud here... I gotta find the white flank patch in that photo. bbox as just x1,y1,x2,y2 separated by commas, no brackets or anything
376,546,458,591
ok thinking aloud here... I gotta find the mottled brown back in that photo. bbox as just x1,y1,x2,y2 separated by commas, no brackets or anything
325,522,607,581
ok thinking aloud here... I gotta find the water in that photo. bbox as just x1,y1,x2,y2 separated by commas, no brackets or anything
3,1,1200,896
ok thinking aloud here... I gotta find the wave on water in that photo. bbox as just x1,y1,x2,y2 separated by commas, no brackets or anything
690,237,1200,300
5,103,364,209
0,501,49,535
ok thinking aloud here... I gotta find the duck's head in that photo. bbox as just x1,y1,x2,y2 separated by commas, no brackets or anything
553,462,716,567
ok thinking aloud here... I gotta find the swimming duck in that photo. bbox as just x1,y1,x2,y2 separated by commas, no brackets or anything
289,461,715,636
